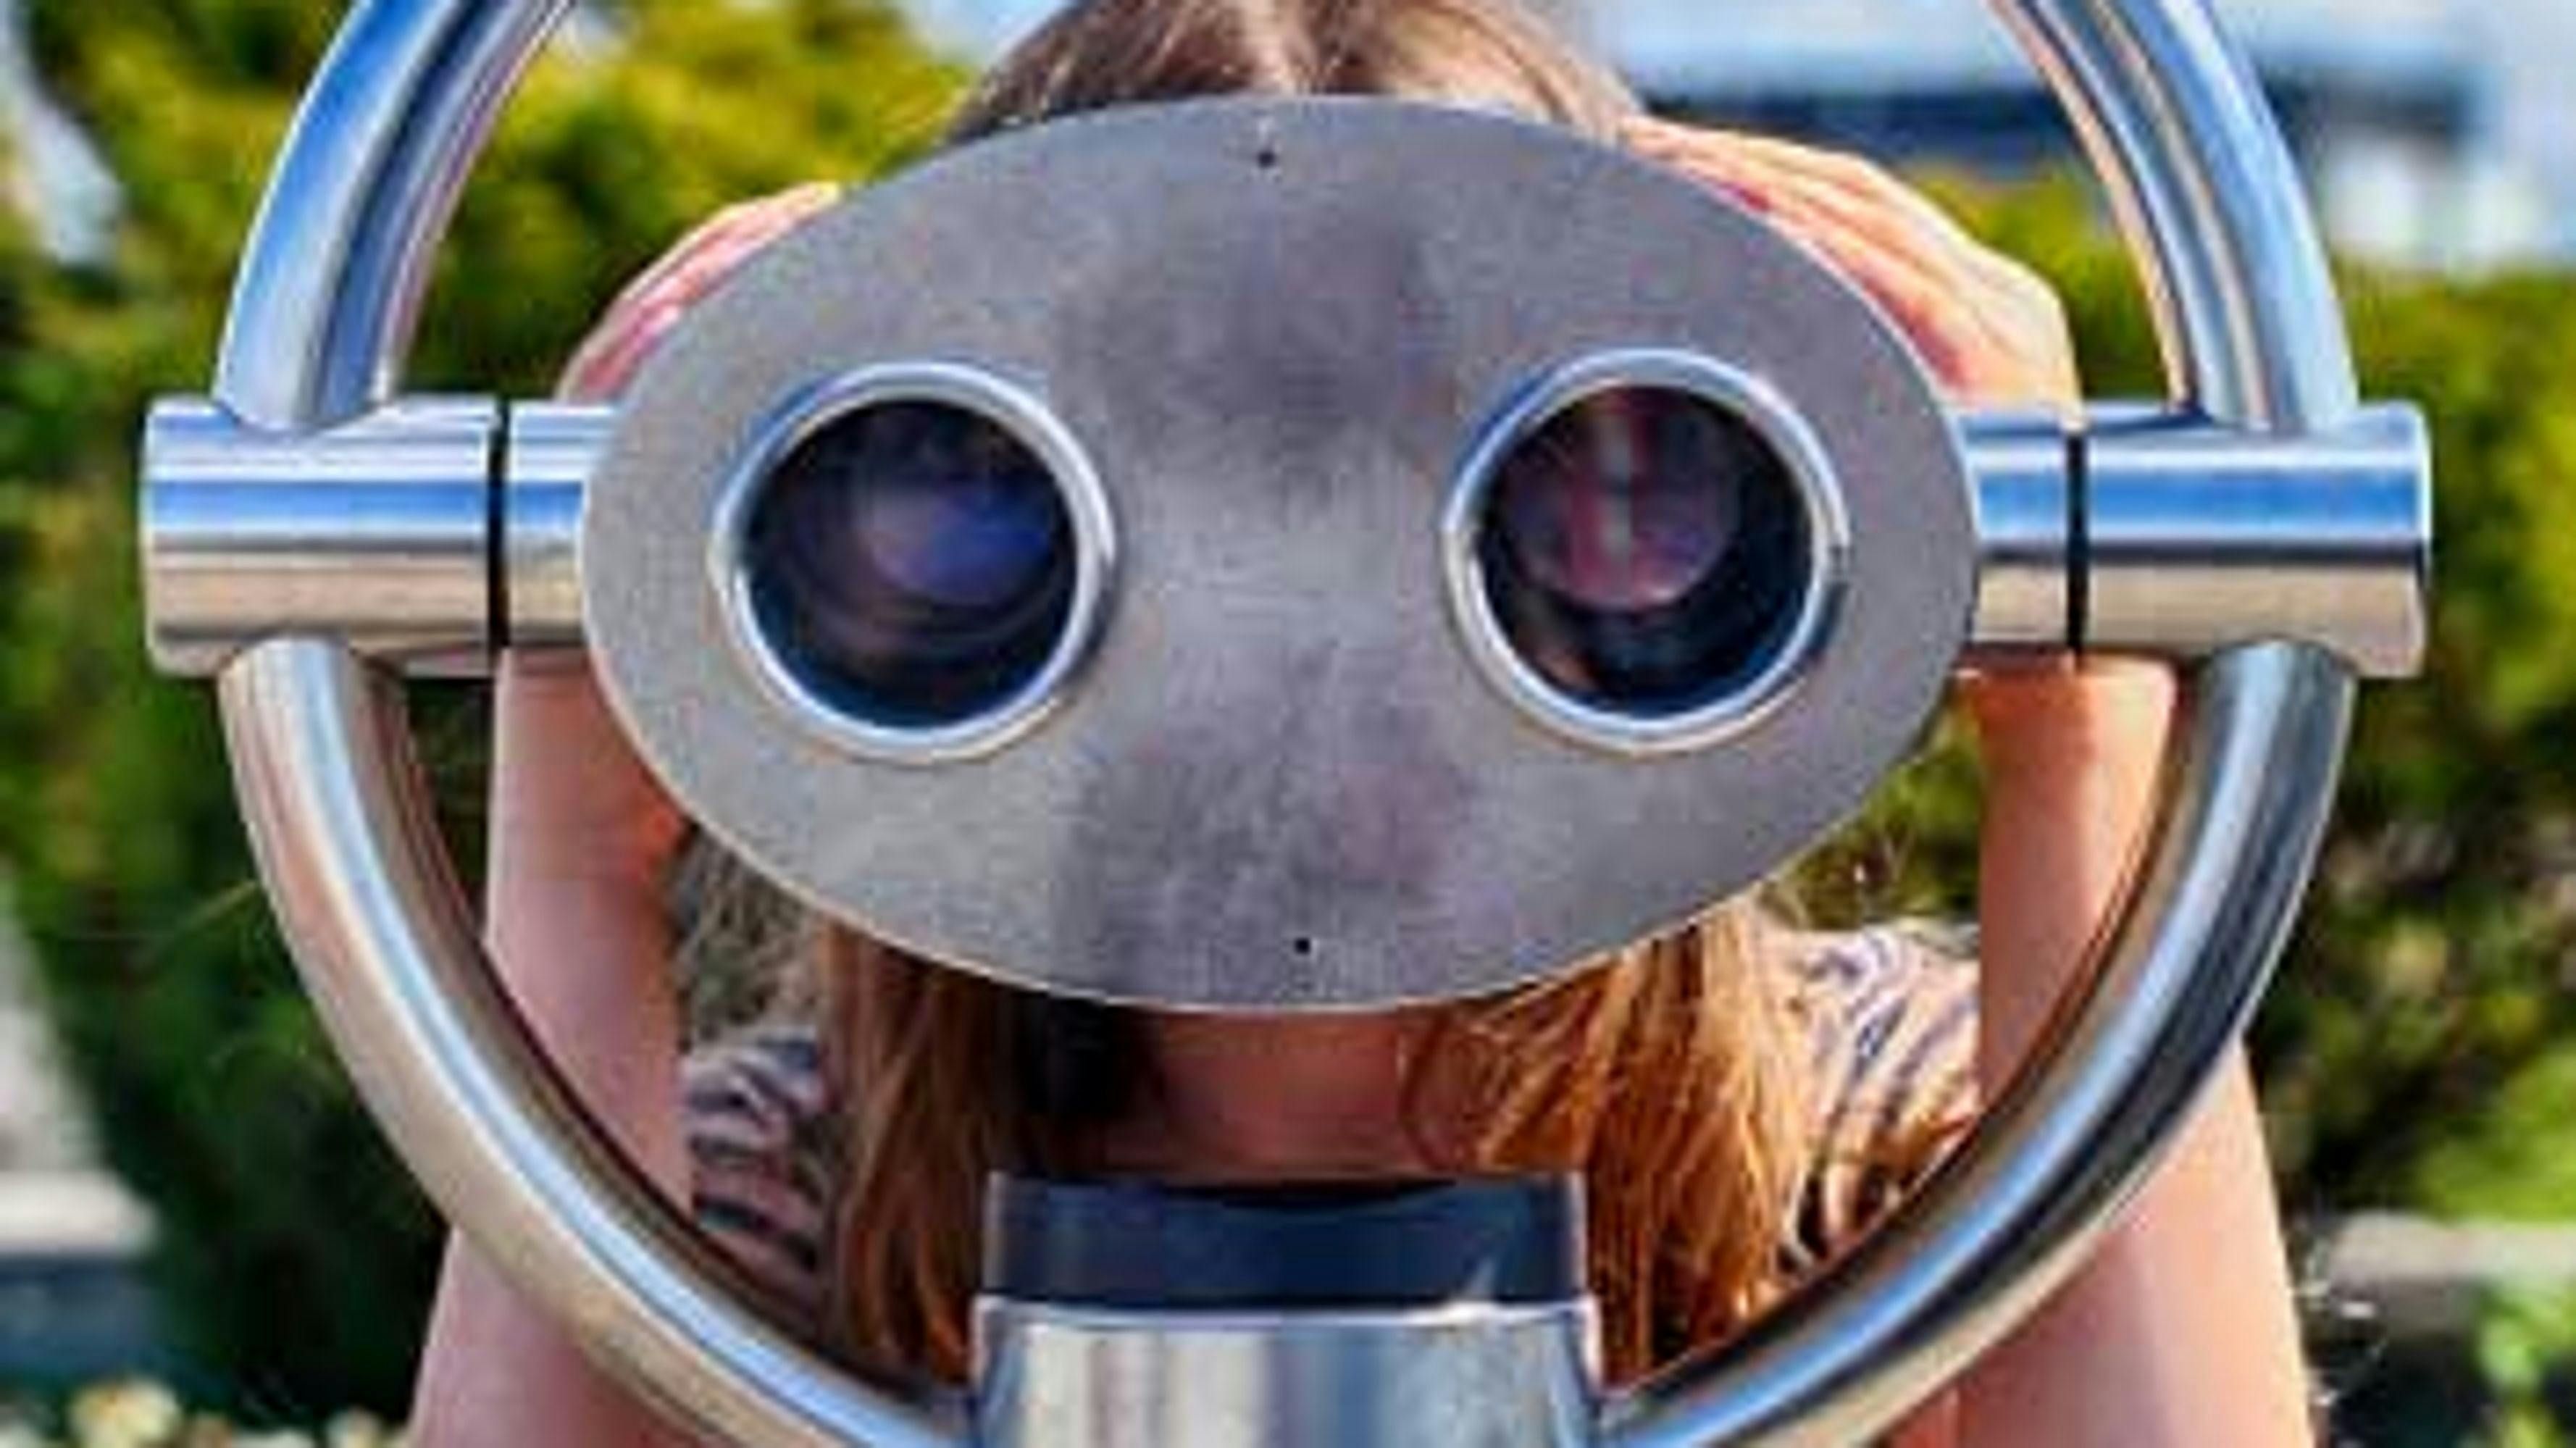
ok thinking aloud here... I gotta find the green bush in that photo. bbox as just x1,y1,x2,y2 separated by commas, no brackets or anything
2471,1287,2576,1447
4,4,2576,1420
2266,269,2576,1220
1860,177,2576,1226
0,0,960,1418
2002,185,2576,1223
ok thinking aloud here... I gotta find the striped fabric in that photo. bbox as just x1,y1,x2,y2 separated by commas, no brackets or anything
682,923,1979,1334
679,1024,835,1322
1778,923,1981,1267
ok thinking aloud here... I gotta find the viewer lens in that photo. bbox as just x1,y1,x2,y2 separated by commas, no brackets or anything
1477,385,1811,716
743,400,1075,727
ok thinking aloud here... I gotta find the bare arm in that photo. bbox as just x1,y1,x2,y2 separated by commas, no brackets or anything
1961,667,2312,1447
408,657,702,1448
408,187,840,1448
1628,119,2312,1445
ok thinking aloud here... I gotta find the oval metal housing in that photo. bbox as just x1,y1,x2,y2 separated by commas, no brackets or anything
582,98,1976,1009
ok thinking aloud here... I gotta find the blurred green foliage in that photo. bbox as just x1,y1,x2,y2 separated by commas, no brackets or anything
2264,267,2576,1221
1839,175,2576,1232
0,0,2572,1424
0,0,961,1418
2476,1289,2576,1446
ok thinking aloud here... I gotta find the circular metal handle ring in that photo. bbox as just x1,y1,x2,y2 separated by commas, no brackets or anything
202,2,2359,1445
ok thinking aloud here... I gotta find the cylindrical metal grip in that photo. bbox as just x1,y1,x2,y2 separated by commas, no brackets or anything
146,394,2431,683
143,398,609,674
1963,408,2074,654
2084,405,2428,677
501,402,606,649
143,398,499,676
1965,403,2431,676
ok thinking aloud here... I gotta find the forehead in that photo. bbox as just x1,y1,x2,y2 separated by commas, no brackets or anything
585,97,1972,1010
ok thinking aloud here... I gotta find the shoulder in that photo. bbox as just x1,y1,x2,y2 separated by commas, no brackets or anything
683,1021,833,1323
1776,921,1980,1258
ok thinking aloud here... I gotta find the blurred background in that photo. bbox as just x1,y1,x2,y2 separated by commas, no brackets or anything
0,0,2567,1443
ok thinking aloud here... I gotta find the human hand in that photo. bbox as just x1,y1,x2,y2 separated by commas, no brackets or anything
501,182,845,887
1622,117,2080,409
1622,125,2306,1448
561,183,844,403
1621,117,2163,758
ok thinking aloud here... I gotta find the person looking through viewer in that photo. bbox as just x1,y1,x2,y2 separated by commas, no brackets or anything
411,0,2312,1441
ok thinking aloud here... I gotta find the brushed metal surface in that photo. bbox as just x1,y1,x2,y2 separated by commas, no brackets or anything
585,99,1973,1010
1962,403,2430,677
1962,406,2074,655
143,396,498,677
2083,404,2429,677
500,401,604,650
974,1300,1598,1448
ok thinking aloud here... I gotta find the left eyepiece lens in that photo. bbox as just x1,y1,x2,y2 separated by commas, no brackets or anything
741,397,1077,730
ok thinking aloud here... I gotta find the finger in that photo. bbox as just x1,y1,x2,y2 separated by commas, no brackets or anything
603,183,842,329
1626,122,1999,304
1755,162,2064,330
1754,190,2063,401
1708,177,1992,338
560,183,842,399
564,292,700,400
563,298,692,401
664,188,842,291
1634,154,1988,382
580,185,840,340
1631,120,2029,314
1657,131,2073,367
1752,172,2065,357
1684,130,1993,261
1634,132,2076,401
1765,175,1991,293
1757,185,2075,401
1621,117,1801,214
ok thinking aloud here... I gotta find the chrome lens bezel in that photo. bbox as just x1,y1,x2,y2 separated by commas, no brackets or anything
1443,349,1852,756
706,362,1118,765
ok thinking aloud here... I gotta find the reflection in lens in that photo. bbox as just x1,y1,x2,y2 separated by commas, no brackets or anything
1479,385,1810,716
745,400,1074,727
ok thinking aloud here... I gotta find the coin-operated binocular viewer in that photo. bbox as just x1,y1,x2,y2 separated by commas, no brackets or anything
139,0,2429,1443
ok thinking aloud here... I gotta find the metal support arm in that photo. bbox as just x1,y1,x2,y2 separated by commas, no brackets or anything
146,398,2428,678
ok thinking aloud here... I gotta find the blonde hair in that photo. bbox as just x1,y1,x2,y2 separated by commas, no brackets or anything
819,908,1816,1386
691,0,1823,1389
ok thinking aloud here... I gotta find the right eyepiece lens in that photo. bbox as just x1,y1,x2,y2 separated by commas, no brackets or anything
742,398,1076,729
1477,384,1812,717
